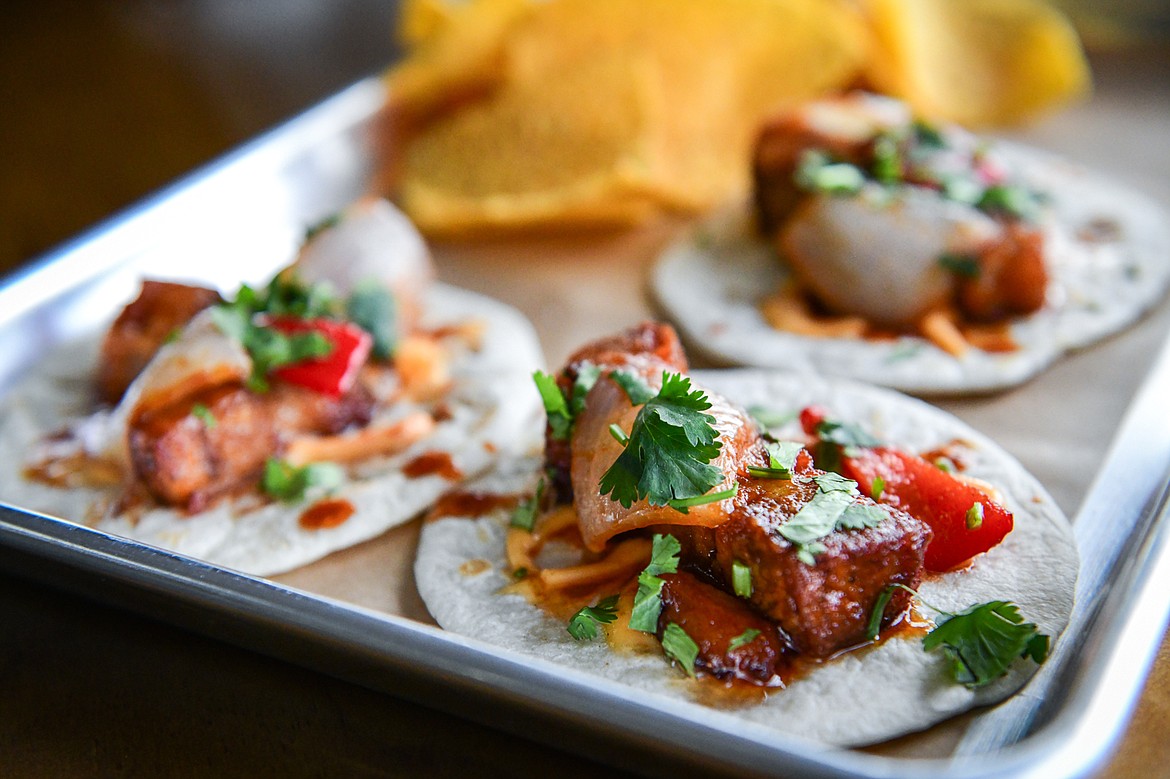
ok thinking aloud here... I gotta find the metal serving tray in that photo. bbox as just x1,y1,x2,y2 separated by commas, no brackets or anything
3,76,1170,779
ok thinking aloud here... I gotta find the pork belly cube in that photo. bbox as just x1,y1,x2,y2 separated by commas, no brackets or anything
97,280,221,404
713,475,929,657
658,571,793,684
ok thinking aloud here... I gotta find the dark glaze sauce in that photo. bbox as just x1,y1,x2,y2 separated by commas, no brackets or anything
403,451,462,480
426,490,518,522
299,498,355,530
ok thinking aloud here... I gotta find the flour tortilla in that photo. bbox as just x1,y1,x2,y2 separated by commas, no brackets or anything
0,283,545,577
415,369,1078,746
652,144,1170,394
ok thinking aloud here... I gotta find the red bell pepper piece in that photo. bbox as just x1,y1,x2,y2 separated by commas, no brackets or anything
268,316,372,397
839,447,1013,572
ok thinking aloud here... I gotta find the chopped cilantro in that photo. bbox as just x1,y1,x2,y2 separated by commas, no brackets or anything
966,502,985,530
935,457,956,473
533,366,601,442
865,586,896,641
261,458,345,502
779,474,885,564
346,281,397,359
812,417,881,473
211,289,335,392
510,479,545,531
567,595,620,641
938,253,982,279
599,372,724,511
871,475,886,501
796,151,866,195
871,133,902,185
628,534,680,633
866,586,1050,687
191,403,216,429
977,184,1042,221
912,120,946,149
748,440,803,479
512,567,529,580
924,600,1050,688
661,623,699,678
729,628,762,652
731,560,753,598
533,371,573,441
609,370,655,405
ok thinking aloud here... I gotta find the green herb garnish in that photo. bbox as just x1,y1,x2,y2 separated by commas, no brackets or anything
865,585,1050,688
795,150,866,195
346,280,397,359
728,628,762,652
261,458,345,502
871,475,886,501
661,623,700,678
567,595,620,641
510,479,546,531
191,403,216,429
599,372,725,512
628,534,680,633
924,601,1050,689
966,502,985,530
938,253,982,279
731,560,753,599
779,473,885,564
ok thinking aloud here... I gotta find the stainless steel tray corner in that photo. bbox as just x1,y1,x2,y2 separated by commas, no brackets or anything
3,76,1170,779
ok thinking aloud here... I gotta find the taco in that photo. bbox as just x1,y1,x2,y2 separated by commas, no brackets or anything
0,198,544,576
652,92,1170,394
415,322,1077,746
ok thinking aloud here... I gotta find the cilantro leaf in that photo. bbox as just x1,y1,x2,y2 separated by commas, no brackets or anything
938,253,981,279
629,572,667,633
813,417,881,473
346,280,397,359
567,595,620,641
795,150,865,195
661,623,699,678
304,213,342,242
510,479,545,531
609,369,655,405
865,586,897,641
570,363,602,417
191,403,216,429
599,372,724,510
728,628,762,652
923,600,1050,688
210,290,335,393
628,534,680,633
261,458,345,502
533,371,573,441
779,474,886,564
748,440,804,479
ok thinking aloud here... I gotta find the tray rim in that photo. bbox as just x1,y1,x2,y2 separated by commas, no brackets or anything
2,74,1170,779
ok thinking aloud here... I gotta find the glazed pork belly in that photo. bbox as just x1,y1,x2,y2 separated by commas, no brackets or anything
671,455,930,658
752,92,1048,328
97,281,221,404
544,322,690,500
128,381,374,511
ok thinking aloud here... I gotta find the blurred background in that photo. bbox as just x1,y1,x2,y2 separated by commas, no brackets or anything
2,1,1168,276
1,2,1169,777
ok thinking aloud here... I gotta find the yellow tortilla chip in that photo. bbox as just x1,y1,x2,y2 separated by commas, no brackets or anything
400,52,671,236
863,0,1091,126
386,0,533,123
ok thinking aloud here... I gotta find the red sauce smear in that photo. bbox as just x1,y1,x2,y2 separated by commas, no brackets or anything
299,498,355,530
404,451,462,480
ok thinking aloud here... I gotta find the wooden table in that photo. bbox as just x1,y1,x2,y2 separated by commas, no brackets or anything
2,4,1169,776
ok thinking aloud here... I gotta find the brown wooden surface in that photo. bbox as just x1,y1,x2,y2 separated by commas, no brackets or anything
2,3,1169,777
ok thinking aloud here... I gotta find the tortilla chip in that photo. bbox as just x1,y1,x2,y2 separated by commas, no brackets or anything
400,51,673,235
863,0,1091,126
395,0,867,233
386,0,533,123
